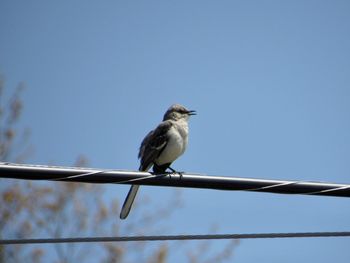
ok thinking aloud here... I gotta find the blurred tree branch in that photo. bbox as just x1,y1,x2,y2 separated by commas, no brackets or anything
0,75,238,263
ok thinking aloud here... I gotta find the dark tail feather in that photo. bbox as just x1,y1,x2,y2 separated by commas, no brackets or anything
120,185,139,219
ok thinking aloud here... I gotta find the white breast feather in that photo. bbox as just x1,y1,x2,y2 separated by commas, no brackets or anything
156,124,188,165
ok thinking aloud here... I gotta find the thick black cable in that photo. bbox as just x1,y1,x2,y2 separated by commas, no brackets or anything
0,163,349,198
1,232,350,245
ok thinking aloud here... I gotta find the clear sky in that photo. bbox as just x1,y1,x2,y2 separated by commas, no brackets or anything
1,0,350,262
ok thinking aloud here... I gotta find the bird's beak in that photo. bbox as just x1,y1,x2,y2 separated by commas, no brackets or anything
188,110,197,116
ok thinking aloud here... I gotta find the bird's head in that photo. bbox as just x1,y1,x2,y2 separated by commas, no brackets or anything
163,104,196,121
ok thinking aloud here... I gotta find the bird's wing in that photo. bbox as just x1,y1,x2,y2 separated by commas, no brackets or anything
138,120,173,171
120,121,173,220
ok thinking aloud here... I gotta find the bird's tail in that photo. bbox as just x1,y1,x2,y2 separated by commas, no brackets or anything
120,185,139,219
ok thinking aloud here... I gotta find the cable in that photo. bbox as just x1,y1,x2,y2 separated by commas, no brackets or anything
1,164,349,246
0,162,349,198
1,231,349,245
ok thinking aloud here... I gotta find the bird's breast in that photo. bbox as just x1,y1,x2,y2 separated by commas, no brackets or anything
155,125,188,165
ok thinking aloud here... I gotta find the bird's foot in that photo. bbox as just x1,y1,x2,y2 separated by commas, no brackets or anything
168,167,184,179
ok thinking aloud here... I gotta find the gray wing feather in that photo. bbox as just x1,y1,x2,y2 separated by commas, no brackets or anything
120,120,172,220
138,120,173,171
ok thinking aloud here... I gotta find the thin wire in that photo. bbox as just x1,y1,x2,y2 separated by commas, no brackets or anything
246,181,350,196
306,185,350,195
52,169,169,184
51,170,108,181
245,181,300,191
1,231,349,245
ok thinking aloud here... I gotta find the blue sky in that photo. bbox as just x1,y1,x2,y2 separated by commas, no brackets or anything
1,0,350,262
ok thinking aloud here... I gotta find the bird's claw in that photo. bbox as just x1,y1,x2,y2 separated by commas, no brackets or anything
168,167,184,179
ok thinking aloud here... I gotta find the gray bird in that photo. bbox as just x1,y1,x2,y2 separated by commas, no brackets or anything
120,104,196,219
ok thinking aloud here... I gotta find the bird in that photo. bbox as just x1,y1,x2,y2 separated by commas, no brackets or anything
120,104,196,219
